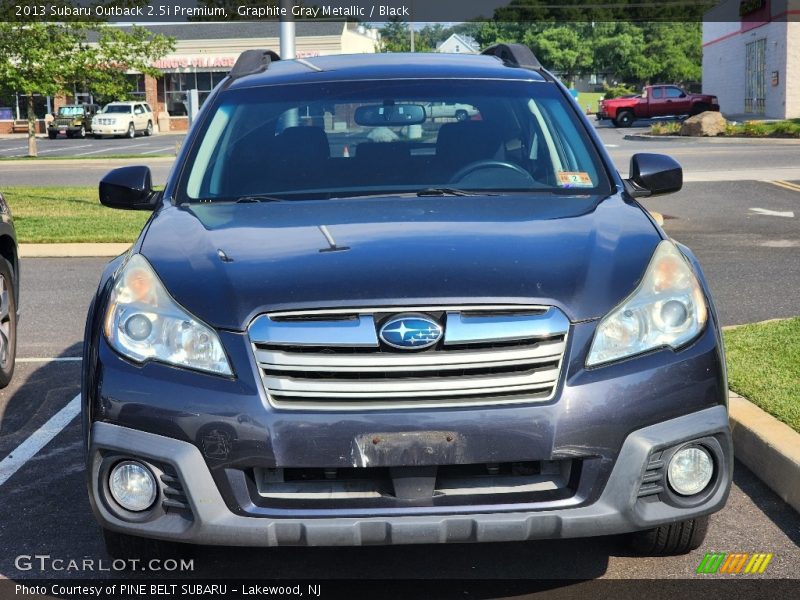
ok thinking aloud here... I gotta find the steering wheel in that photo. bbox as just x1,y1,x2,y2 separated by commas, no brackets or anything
449,160,535,186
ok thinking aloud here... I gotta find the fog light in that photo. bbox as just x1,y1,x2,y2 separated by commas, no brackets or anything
667,446,714,496
109,461,157,512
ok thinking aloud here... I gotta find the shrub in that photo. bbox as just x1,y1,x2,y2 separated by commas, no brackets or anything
650,122,681,135
603,83,638,99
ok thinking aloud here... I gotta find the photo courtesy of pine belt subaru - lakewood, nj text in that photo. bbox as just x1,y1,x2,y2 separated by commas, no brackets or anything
83,45,732,560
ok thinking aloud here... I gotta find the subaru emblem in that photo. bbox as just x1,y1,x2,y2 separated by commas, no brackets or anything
379,315,443,350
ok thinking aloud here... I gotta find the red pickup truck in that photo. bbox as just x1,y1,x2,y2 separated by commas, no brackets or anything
597,85,719,127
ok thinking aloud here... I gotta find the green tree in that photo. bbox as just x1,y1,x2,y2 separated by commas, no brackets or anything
377,18,435,53
0,21,173,156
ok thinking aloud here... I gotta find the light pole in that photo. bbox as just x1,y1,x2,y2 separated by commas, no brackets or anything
279,0,296,59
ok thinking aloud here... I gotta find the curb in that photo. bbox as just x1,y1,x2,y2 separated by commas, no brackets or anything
19,243,130,258
624,133,800,144
728,391,800,513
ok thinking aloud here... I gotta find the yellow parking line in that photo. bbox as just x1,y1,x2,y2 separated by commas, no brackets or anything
769,180,800,193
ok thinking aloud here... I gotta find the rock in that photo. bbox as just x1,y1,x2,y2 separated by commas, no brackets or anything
679,111,728,137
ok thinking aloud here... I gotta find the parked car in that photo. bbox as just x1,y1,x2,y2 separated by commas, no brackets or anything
84,46,731,560
597,85,720,127
47,104,100,139
424,102,479,121
91,102,154,139
0,191,18,388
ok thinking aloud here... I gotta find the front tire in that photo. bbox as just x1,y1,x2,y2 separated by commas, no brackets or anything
629,515,709,556
455,109,468,122
0,258,18,389
126,122,135,139
615,110,635,128
48,131,57,140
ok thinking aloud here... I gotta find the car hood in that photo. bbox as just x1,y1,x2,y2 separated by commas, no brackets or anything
140,194,660,331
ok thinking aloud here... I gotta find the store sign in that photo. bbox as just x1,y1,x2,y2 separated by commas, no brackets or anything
739,0,766,16
153,50,321,70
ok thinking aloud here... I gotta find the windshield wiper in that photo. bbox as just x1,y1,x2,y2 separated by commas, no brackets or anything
416,187,492,197
234,195,286,203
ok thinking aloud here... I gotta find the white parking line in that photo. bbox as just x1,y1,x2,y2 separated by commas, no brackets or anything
0,146,28,153
0,394,80,487
17,357,82,363
73,142,150,157
140,146,173,155
37,144,93,155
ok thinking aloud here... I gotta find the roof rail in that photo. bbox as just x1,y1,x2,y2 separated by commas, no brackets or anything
229,49,280,80
481,43,542,71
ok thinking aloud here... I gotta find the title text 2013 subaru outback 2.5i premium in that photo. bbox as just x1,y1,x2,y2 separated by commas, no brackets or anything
83,46,732,559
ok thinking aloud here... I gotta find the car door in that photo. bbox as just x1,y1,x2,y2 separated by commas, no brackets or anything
647,87,669,116
133,104,146,130
664,86,691,115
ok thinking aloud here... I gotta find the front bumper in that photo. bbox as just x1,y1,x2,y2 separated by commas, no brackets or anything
92,124,127,135
88,406,732,546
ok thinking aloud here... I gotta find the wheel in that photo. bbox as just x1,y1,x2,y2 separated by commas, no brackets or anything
78,125,86,138
144,121,153,136
615,110,635,127
0,258,17,388
691,103,709,116
629,515,709,556
126,122,135,139
102,528,192,562
48,131,57,140
66,131,74,139
455,109,469,122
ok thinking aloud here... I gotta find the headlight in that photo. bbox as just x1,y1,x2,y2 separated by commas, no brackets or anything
586,240,707,366
104,254,233,376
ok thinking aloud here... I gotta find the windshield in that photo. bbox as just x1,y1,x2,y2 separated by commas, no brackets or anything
58,106,84,116
102,105,131,114
179,79,611,202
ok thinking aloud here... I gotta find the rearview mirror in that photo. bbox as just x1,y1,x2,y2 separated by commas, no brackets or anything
99,166,158,210
354,104,426,127
625,153,682,198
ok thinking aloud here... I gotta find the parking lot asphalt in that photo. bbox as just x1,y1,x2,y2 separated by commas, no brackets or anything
0,133,183,159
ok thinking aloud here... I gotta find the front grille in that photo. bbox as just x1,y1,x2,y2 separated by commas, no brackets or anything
249,305,570,410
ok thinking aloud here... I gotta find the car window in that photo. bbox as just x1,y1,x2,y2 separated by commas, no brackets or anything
666,87,684,98
181,80,610,202
134,105,144,115
651,88,663,99
144,104,152,113
103,105,132,114
58,106,84,116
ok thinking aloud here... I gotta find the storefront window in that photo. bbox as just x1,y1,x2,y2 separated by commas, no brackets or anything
164,71,227,116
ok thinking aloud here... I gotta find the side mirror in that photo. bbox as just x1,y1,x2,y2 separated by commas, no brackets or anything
625,153,682,198
99,166,158,210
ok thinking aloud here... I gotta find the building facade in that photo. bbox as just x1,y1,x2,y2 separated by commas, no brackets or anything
0,21,378,134
703,0,800,119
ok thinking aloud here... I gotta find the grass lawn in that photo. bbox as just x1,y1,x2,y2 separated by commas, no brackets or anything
3,187,149,243
724,317,800,432
575,92,603,114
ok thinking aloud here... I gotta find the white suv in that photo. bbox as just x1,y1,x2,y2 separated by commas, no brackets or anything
92,101,155,139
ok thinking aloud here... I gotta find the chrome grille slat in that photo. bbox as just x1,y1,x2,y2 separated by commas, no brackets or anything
255,338,565,372
249,305,569,410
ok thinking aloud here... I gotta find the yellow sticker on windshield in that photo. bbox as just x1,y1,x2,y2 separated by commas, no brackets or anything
557,171,593,187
